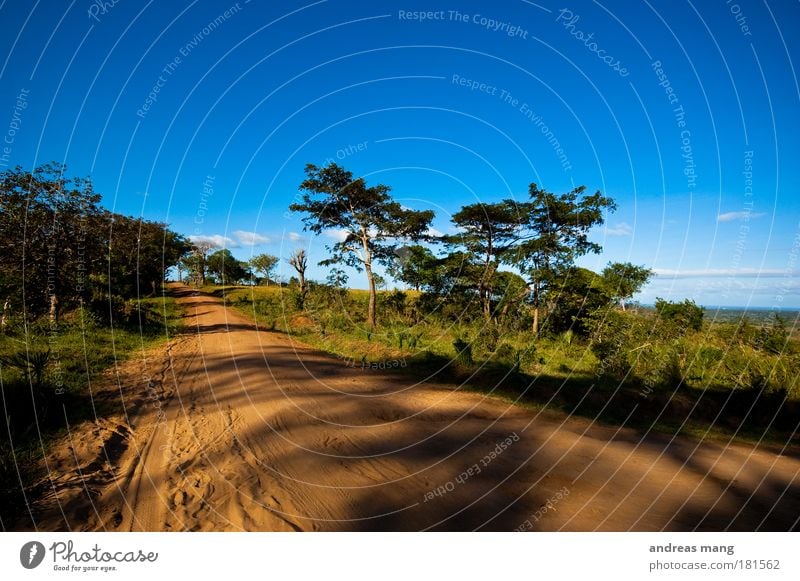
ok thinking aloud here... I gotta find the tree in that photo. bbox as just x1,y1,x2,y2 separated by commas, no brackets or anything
754,313,788,355
289,163,434,327
546,266,612,336
447,201,519,318
390,244,438,292
207,249,247,286
103,212,189,297
0,164,188,325
180,253,203,286
0,163,103,321
186,241,215,286
490,270,529,326
510,184,616,336
411,250,486,323
249,253,279,286
288,248,308,308
601,262,653,310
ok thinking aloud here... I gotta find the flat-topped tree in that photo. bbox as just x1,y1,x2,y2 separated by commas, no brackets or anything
447,201,520,319
290,163,434,327
249,253,279,286
510,183,616,336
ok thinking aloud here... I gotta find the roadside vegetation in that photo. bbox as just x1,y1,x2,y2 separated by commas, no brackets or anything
0,163,186,528
3,161,797,526
185,163,798,446
212,283,799,441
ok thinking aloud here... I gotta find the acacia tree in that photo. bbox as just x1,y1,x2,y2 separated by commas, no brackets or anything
290,163,434,327
601,262,653,310
447,201,519,319
510,184,616,336
249,253,279,285
288,248,308,308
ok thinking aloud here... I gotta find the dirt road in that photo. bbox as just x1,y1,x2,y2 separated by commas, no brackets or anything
29,285,800,531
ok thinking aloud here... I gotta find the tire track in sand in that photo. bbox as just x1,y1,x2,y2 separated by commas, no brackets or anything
36,284,800,531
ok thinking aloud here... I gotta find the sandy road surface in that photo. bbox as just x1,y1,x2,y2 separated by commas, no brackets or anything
27,285,800,531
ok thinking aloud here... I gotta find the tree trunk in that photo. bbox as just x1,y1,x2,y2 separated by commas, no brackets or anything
1,297,9,333
361,229,376,328
365,262,377,328
481,249,493,320
298,271,307,309
620,299,626,311
531,283,539,337
49,293,58,325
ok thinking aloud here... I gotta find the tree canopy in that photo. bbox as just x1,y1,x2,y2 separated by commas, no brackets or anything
290,163,434,327
0,163,188,322
601,262,653,310
510,184,617,335
249,253,279,285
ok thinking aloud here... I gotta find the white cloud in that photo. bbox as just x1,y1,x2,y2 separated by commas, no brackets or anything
425,227,444,238
717,211,766,222
604,222,633,237
324,229,350,242
233,230,270,246
189,234,239,248
654,268,796,278
287,231,304,242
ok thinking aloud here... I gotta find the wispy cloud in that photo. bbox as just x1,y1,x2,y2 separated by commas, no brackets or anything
189,234,239,248
287,231,304,242
233,230,270,246
654,268,796,278
717,211,766,222
604,222,633,237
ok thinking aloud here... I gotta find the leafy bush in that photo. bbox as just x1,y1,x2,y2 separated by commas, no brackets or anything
452,337,473,365
754,314,789,355
473,322,500,354
655,298,704,331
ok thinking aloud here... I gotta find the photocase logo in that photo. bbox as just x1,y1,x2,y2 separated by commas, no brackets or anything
19,541,46,569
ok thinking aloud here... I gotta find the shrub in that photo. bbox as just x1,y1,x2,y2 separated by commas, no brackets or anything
494,343,516,364
452,337,473,365
754,313,788,355
655,298,704,331
474,322,500,354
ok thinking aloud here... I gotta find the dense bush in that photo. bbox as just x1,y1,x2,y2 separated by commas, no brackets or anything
655,298,705,331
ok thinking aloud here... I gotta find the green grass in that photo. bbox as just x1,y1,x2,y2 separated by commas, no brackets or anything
0,291,184,529
213,284,799,449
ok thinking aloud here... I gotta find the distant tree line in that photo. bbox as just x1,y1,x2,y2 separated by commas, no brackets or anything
0,163,188,328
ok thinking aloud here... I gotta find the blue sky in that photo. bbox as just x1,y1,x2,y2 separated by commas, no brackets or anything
1,0,798,307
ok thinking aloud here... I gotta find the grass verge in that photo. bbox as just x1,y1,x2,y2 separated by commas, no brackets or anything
0,291,184,529
213,284,799,450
